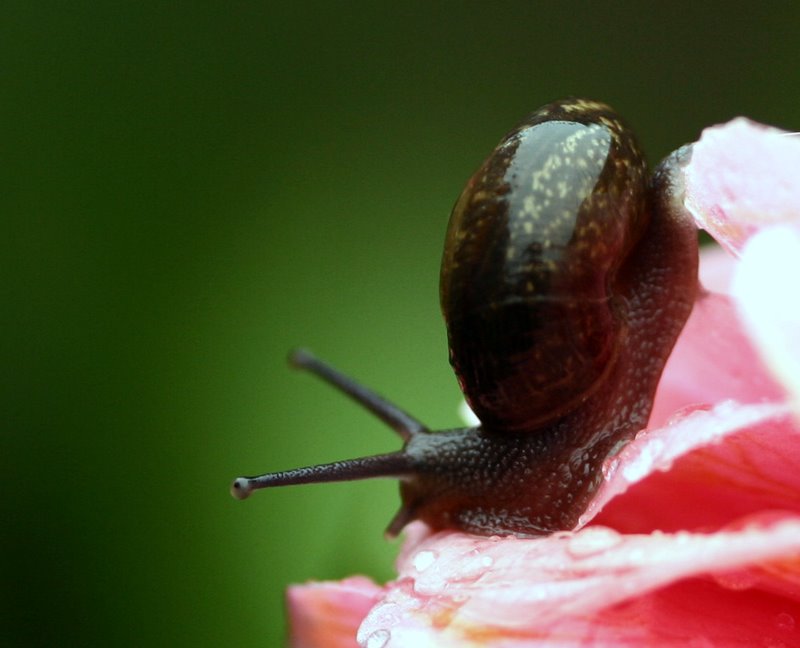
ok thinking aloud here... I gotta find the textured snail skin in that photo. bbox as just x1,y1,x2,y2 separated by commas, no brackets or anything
395,99,699,536
232,98,699,538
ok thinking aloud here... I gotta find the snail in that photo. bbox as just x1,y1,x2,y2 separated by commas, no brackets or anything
231,98,699,537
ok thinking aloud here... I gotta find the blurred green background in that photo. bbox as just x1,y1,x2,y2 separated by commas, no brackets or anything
5,2,799,646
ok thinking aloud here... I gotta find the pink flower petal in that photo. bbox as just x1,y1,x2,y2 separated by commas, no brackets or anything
357,517,800,646
650,291,785,427
363,578,800,647
589,402,800,533
684,118,800,255
287,576,383,648
732,225,800,418
697,244,736,294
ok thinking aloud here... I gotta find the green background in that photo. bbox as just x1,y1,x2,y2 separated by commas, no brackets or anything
5,2,799,646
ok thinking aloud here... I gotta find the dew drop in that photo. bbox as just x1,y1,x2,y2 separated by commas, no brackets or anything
447,550,495,580
673,530,690,544
601,456,620,481
412,550,437,573
566,527,622,558
713,570,757,591
775,612,795,632
622,439,665,482
365,628,391,648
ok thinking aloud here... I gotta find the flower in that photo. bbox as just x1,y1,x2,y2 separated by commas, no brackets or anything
286,118,800,647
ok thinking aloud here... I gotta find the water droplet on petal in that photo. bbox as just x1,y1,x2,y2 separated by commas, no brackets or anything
775,612,795,631
566,527,622,558
449,550,495,580
622,439,665,482
412,550,437,572
713,570,758,591
672,530,690,544
601,456,620,480
365,628,391,648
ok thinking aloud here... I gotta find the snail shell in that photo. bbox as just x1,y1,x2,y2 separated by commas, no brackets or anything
441,99,650,433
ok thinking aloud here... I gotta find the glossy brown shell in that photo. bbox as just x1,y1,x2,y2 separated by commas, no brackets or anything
441,99,649,433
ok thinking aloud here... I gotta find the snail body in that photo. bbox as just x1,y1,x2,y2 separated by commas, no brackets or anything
232,98,699,537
